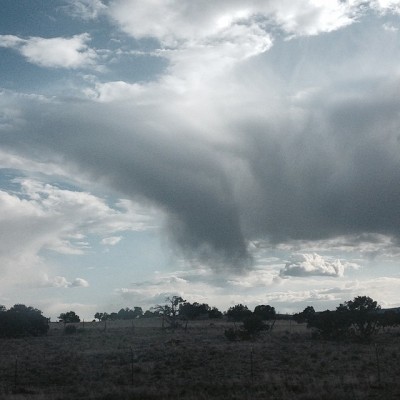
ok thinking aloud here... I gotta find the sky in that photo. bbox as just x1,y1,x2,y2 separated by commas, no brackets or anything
1,0,400,320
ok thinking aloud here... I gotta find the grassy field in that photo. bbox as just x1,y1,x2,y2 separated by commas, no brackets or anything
0,318,399,399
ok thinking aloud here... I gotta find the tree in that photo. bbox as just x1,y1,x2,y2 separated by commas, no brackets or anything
308,296,382,341
208,306,223,319
226,304,252,322
0,304,49,337
133,306,143,319
58,311,80,323
338,296,381,340
254,305,276,320
109,312,118,321
143,309,157,318
155,296,186,329
293,306,315,324
94,312,104,322
307,310,351,340
118,308,133,320
117,307,144,320
179,302,210,320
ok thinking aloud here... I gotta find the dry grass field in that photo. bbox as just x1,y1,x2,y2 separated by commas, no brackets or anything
0,318,399,399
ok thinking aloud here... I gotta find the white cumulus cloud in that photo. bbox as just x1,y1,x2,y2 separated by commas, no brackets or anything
41,275,89,288
280,253,346,278
0,33,97,69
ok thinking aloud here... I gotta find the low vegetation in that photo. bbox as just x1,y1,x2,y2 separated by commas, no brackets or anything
0,296,399,399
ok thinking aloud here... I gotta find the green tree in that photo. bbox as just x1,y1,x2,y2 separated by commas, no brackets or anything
226,304,252,322
254,305,276,320
338,296,381,340
293,306,315,324
94,312,104,322
307,310,351,340
109,312,118,321
58,311,80,323
142,309,157,318
308,296,382,341
0,304,49,337
179,302,210,320
117,307,143,320
208,306,223,319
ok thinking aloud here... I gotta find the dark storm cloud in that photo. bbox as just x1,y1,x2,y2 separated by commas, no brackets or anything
1,95,249,267
238,81,400,246
2,75,400,268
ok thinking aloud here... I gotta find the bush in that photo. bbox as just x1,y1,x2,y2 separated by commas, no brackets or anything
379,310,400,329
226,304,252,322
0,304,49,338
308,296,382,341
224,315,268,341
242,315,268,335
254,305,276,321
307,310,351,340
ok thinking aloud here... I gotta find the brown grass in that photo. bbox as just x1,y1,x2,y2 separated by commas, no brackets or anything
0,318,399,399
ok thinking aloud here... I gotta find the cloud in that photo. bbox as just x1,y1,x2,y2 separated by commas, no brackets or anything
372,0,400,13
274,233,400,259
0,177,158,292
280,253,346,277
2,3,400,270
106,0,357,78
63,0,107,20
108,1,357,46
227,269,278,288
0,33,97,69
71,278,90,287
101,236,122,246
41,275,89,288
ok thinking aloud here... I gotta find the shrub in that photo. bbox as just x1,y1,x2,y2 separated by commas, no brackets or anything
379,310,400,329
242,315,268,335
308,310,351,340
254,305,276,321
224,315,268,341
226,304,252,322
308,296,382,341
